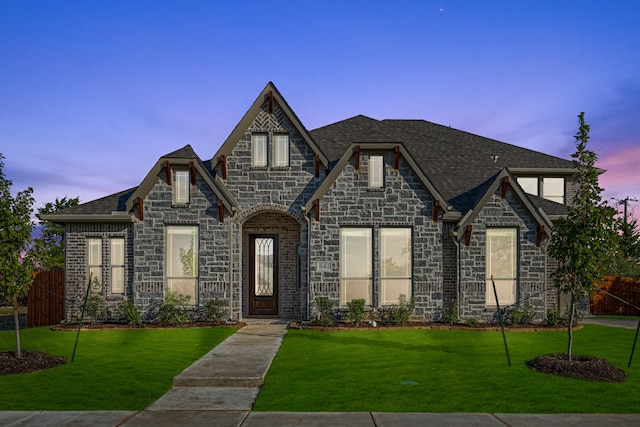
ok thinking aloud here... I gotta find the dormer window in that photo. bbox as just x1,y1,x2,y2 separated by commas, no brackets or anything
517,177,539,196
252,133,268,167
369,155,384,189
173,169,190,205
273,134,290,167
543,177,564,204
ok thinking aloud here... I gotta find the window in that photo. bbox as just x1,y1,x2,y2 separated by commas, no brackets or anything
486,228,517,306
380,228,412,305
369,155,384,189
252,133,268,167
340,228,372,305
172,169,190,205
166,226,198,304
517,177,538,196
273,134,289,167
543,177,564,204
110,238,125,294
87,238,102,294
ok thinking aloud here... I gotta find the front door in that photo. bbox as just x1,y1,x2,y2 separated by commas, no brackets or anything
249,234,279,316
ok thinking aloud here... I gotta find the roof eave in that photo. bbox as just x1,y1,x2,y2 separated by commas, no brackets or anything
39,213,134,224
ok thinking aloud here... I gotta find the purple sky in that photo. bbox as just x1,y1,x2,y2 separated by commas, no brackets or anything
1,0,639,220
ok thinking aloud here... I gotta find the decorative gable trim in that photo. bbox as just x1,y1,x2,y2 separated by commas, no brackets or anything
125,147,238,218
212,82,329,169
452,168,553,242
304,142,450,216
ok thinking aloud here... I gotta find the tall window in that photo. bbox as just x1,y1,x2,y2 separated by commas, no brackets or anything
369,155,384,189
87,238,102,294
110,238,125,294
380,228,412,305
252,133,268,167
172,169,190,205
543,177,564,204
340,228,372,305
273,134,289,167
166,226,198,304
517,177,538,196
486,228,517,306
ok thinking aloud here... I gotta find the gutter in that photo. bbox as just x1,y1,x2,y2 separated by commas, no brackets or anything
39,213,135,223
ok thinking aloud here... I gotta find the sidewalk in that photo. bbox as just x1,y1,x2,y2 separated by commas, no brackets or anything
2,322,640,426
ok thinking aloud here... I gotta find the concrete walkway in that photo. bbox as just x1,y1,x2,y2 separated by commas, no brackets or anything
2,321,640,426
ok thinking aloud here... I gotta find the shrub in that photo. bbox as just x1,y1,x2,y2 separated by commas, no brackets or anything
509,301,535,325
546,306,561,326
157,291,190,325
84,295,107,323
442,298,459,324
380,295,415,325
314,296,334,326
466,317,479,327
346,298,366,324
203,298,228,322
117,298,143,327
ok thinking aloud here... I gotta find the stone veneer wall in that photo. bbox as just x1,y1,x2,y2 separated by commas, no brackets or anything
64,222,133,321
132,172,229,319
308,150,444,321
458,190,547,321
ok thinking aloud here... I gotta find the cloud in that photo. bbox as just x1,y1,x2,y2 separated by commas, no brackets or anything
597,145,640,201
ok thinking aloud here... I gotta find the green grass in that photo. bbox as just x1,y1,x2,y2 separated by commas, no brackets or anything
0,326,235,410
254,325,640,413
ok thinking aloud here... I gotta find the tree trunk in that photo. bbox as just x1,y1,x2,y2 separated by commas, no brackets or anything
567,295,576,363
13,294,22,358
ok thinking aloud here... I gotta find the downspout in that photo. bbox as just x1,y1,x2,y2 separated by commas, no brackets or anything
228,212,235,322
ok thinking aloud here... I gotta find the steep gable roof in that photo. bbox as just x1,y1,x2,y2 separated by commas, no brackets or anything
212,81,329,167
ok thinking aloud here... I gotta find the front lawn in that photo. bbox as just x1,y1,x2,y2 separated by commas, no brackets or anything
0,326,235,410
254,325,640,413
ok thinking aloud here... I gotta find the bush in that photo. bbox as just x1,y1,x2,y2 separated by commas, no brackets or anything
380,295,415,325
314,296,334,326
84,295,107,323
442,299,459,324
466,317,479,327
203,298,228,322
546,306,561,326
509,301,535,325
346,298,366,324
157,291,190,325
117,298,143,327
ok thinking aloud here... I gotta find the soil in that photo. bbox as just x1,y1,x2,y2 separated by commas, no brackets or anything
528,353,627,382
1,350,67,375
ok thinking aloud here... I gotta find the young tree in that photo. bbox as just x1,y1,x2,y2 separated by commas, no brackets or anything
31,196,80,270
0,154,36,358
548,113,619,361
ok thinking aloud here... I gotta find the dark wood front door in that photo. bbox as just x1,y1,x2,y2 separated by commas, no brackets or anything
249,234,279,316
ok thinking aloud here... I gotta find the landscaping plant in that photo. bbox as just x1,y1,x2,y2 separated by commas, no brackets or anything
314,296,334,326
345,298,366,324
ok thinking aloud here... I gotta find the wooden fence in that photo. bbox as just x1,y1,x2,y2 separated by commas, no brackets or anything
28,270,65,327
590,276,640,316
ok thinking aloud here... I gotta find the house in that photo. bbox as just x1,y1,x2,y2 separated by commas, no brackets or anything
44,82,578,323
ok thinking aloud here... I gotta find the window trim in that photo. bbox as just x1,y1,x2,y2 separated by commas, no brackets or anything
87,237,103,294
485,227,518,306
380,227,413,306
368,155,384,189
252,133,268,167
110,237,125,294
165,225,199,305
340,227,373,306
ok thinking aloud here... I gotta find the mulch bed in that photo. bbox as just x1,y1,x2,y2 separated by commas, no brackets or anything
291,321,578,332
528,353,627,382
0,350,67,375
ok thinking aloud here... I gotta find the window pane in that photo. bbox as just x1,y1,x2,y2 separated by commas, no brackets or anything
369,155,383,188
381,279,412,306
381,228,411,278
111,266,124,294
340,228,372,306
166,226,198,278
486,228,517,306
254,237,274,296
89,267,102,293
273,134,289,167
167,278,197,303
517,177,538,196
110,238,124,265
173,170,190,204
543,177,564,204
252,134,267,166
87,238,101,265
